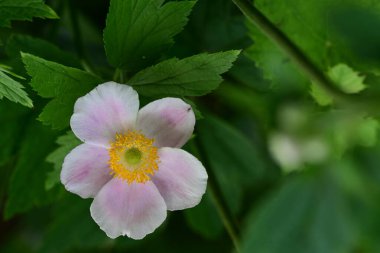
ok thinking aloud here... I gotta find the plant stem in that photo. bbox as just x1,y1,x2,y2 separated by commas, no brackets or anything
232,0,349,101
194,137,241,253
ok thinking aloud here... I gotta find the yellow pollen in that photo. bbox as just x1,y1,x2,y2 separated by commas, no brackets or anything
108,131,159,184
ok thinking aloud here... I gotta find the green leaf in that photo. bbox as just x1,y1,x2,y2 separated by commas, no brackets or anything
129,51,240,97
197,115,276,213
46,132,81,190
6,34,81,71
0,69,33,107
311,63,366,106
328,63,366,94
184,191,223,239
104,0,195,71
0,0,58,27
22,53,103,129
241,171,356,253
41,195,110,253
5,120,58,219
0,100,29,166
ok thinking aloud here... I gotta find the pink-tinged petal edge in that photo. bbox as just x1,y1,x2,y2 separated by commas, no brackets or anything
61,143,112,199
152,147,208,211
137,98,195,148
90,178,167,239
70,82,139,147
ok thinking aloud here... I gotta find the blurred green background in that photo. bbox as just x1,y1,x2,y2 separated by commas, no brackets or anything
1,0,380,252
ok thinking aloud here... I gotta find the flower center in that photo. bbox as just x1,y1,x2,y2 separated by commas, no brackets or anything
108,131,159,184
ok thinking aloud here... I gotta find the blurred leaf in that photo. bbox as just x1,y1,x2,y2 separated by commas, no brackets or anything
4,120,58,219
22,53,102,129
0,69,32,107
197,115,272,213
6,34,81,72
0,101,29,166
0,0,58,27
181,0,251,52
241,171,356,253
104,0,195,71
329,63,366,93
184,191,223,239
311,63,366,106
45,131,81,190
129,51,240,97
40,195,110,253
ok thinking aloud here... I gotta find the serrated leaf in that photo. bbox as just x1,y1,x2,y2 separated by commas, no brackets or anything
22,53,103,129
0,69,33,107
0,0,58,27
328,63,366,94
129,51,240,97
311,63,366,106
104,0,195,71
46,132,81,190
5,120,58,219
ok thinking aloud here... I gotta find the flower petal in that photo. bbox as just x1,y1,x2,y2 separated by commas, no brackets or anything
61,143,112,198
137,98,195,148
71,82,139,147
152,147,208,211
90,178,167,239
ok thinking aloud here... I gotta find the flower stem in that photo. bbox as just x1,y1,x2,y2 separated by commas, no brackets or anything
194,137,241,253
231,0,349,101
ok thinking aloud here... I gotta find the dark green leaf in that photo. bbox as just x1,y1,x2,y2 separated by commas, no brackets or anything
40,195,110,253
0,69,33,107
129,51,240,97
104,0,195,71
45,131,81,190
241,171,356,253
22,53,102,129
4,120,58,219
0,0,58,27
197,115,274,213
184,191,223,239
6,34,81,70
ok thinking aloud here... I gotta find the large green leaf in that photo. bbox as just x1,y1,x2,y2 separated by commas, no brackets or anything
129,51,240,97
0,69,32,107
4,120,58,219
104,0,195,71
0,0,58,27
40,195,110,253
6,34,81,72
22,53,102,130
197,115,276,213
45,132,81,190
184,190,223,239
241,171,356,253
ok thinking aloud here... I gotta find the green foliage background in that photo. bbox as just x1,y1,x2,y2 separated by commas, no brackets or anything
1,0,380,252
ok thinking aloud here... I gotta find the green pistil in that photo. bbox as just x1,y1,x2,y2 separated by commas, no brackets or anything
124,148,142,165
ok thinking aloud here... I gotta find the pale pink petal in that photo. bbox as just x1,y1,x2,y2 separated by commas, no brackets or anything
61,144,112,198
137,98,195,148
71,82,139,147
152,147,208,211
90,178,167,239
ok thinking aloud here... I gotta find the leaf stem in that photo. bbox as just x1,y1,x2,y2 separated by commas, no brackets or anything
231,0,349,101
194,136,241,253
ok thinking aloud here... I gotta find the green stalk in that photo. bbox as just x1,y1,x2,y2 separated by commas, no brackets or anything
193,137,241,253
232,0,349,102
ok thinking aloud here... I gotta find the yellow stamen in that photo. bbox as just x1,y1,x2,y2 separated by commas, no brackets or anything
108,131,159,184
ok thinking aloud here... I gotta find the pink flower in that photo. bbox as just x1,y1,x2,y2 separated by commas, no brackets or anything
60,82,208,239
